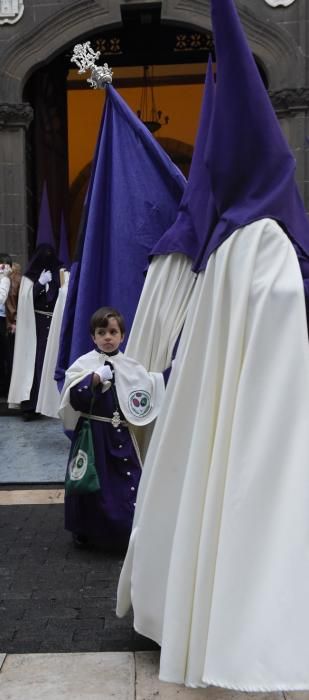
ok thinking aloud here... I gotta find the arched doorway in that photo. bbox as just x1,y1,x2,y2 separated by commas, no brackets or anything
22,8,270,256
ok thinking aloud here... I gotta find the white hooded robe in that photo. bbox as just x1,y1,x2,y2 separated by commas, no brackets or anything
117,218,309,691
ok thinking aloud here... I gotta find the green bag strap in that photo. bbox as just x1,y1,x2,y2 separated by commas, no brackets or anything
79,388,96,428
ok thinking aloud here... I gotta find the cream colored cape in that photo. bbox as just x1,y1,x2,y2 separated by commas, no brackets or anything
124,253,196,457
8,276,36,406
59,349,165,435
36,271,70,418
125,253,196,371
117,219,309,691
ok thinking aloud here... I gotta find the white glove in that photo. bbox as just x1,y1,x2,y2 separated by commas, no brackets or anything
38,269,52,285
95,365,113,383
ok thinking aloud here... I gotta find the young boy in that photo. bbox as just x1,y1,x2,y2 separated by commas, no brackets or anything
59,306,167,551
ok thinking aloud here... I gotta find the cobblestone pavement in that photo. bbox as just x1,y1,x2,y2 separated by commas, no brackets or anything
0,500,158,655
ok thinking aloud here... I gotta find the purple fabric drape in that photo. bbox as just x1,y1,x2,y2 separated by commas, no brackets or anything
55,85,186,389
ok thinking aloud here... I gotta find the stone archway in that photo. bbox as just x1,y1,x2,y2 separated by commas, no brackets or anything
69,162,91,255
0,0,304,265
1,0,301,103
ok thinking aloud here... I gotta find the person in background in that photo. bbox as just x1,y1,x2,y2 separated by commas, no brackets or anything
0,253,12,398
5,262,22,386
8,244,62,419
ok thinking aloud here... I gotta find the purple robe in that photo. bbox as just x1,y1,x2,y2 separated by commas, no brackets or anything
65,373,141,551
22,244,62,413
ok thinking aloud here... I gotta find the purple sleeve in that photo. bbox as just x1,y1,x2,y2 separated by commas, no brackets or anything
163,366,171,386
70,373,99,412
33,280,45,301
33,276,59,305
295,248,309,336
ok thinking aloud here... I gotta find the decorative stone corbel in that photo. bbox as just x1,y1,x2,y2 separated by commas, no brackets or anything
0,103,33,130
269,88,309,116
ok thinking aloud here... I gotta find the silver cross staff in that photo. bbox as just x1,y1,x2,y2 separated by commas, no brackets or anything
71,41,113,89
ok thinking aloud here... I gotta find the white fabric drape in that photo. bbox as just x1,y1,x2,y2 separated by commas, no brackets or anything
0,275,10,305
59,350,165,434
117,219,309,691
36,271,70,418
8,276,36,406
124,252,196,459
125,253,196,371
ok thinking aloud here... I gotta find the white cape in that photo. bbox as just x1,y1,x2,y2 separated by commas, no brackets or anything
59,350,165,434
125,253,196,370
36,271,70,418
117,219,309,691
124,253,196,458
8,276,36,406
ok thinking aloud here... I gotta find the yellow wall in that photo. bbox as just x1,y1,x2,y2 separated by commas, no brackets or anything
67,82,204,186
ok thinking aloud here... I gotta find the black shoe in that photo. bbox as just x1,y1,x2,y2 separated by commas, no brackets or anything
22,411,35,421
22,411,42,421
72,533,89,549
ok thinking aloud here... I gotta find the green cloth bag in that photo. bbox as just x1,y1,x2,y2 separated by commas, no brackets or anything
65,413,100,495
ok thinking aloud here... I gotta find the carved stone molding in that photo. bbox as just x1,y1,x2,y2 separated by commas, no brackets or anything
1,0,302,102
0,103,33,130
171,0,301,88
1,0,112,101
269,88,309,115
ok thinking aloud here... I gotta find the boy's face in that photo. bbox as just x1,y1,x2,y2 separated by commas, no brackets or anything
92,317,124,354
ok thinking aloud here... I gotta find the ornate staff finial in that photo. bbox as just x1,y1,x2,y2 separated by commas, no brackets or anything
71,41,113,89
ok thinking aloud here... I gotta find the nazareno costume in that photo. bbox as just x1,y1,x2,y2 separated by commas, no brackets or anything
8,244,62,416
117,0,309,691
59,349,166,551
55,83,185,390
36,270,70,419
123,58,216,373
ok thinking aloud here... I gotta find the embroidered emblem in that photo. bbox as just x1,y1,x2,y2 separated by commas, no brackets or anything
128,390,151,417
69,450,88,481
0,0,24,24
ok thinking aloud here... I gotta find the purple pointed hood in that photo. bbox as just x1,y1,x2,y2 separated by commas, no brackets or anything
198,0,309,271
24,243,62,282
58,213,71,270
151,58,218,271
36,183,55,249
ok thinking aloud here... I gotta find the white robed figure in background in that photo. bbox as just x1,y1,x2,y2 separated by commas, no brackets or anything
36,269,70,418
117,0,309,690
8,244,63,419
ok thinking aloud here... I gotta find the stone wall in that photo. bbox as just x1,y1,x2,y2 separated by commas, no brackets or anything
0,0,308,264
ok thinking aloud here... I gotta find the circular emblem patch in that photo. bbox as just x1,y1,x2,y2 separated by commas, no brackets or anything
128,390,151,417
69,449,88,481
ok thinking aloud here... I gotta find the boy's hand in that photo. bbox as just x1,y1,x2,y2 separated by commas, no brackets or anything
95,365,113,383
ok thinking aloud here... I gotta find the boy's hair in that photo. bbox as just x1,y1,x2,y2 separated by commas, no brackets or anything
90,306,125,336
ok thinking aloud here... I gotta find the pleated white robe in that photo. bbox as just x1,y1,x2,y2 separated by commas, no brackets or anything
8,276,36,406
36,271,69,418
125,252,196,371
124,252,196,459
117,218,309,691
